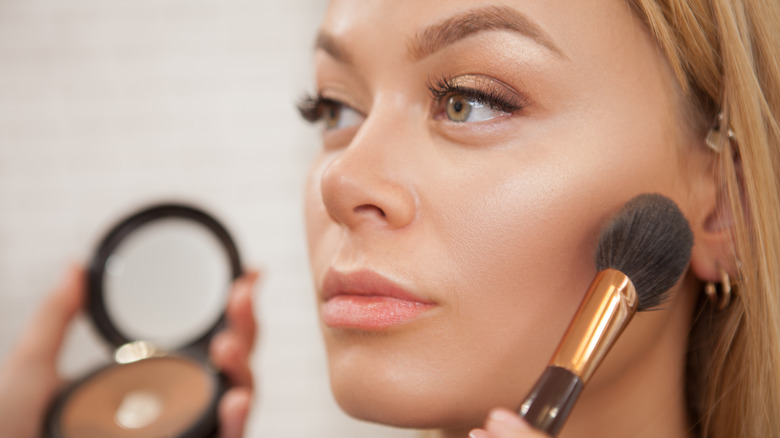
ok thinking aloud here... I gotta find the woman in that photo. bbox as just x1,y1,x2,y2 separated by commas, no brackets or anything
2,1,779,437
298,1,780,437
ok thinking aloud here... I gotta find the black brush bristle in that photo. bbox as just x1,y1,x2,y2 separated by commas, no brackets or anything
595,194,693,311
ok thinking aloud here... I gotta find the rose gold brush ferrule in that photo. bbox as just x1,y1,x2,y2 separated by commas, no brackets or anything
550,268,637,383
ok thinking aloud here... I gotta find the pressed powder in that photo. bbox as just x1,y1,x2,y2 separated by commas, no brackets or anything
60,357,212,438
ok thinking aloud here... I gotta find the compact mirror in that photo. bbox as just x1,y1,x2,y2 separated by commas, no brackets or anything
45,204,242,438
102,218,231,348
88,204,243,351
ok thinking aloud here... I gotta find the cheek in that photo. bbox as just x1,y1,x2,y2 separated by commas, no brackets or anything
420,156,603,382
437,103,684,286
304,156,334,275
422,129,683,377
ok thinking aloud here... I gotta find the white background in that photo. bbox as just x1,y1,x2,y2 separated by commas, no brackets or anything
0,1,416,436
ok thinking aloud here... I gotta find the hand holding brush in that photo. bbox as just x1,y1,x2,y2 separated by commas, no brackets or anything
470,194,694,438
519,193,694,436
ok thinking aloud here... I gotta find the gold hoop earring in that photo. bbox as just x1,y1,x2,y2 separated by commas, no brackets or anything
705,267,732,310
704,111,737,154
705,111,736,154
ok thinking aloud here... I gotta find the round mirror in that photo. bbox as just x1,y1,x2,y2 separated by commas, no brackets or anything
88,205,242,350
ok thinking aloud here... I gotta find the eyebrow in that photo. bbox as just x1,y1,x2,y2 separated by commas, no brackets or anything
314,5,564,64
408,5,565,61
315,31,352,64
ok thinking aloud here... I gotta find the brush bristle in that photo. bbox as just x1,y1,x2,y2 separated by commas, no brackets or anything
595,194,693,311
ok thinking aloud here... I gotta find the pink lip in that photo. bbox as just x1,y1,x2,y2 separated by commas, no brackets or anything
321,268,436,330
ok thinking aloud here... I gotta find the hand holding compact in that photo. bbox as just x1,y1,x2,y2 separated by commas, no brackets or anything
210,270,260,438
38,204,256,438
0,266,258,438
0,266,84,438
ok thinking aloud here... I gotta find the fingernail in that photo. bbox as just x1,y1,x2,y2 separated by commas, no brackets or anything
246,269,260,283
488,408,530,430
469,429,489,438
64,263,80,283
236,271,259,293
237,278,251,293
210,333,233,369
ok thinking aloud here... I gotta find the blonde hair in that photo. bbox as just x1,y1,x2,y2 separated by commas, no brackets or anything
628,0,780,436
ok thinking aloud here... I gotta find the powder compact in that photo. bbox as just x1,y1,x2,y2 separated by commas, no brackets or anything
45,204,242,438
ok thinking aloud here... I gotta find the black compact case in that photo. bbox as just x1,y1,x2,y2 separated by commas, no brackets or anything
45,204,242,438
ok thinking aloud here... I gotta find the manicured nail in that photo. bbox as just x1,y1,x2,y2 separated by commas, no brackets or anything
246,269,260,283
469,429,489,438
236,279,251,295
64,263,80,283
489,408,530,429
210,333,233,365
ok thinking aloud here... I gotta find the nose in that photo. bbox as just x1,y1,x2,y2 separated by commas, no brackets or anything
319,125,417,231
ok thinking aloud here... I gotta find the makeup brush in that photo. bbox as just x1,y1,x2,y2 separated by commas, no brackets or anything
518,193,694,437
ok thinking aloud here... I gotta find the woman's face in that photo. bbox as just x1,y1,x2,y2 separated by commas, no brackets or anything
304,0,711,432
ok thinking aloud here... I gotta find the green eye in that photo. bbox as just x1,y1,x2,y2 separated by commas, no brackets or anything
318,100,364,130
446,95,473,122
442,93,509,123
298,94,365,131
323,102,341,129
428,75,530,124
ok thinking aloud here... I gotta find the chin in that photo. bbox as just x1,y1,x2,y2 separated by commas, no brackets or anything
323,337,523,431
329,370,478,429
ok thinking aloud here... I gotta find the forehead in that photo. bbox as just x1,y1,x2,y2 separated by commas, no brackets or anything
320,0,642,63
316,0,682,126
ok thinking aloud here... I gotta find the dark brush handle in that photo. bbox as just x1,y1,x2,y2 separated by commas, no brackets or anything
517,366,584,437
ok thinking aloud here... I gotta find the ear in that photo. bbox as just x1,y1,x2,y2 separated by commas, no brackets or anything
689,157,740,283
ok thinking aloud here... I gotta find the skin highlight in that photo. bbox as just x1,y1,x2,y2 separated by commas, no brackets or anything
303,1,720,437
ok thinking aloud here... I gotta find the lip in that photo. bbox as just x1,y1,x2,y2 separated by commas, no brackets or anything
320,268,436,330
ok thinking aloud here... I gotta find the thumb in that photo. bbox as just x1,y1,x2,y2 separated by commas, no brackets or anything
14,265,85,365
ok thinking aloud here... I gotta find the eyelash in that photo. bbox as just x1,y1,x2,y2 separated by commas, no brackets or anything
426,75,528,114
297,94,337,124
297,76,528,125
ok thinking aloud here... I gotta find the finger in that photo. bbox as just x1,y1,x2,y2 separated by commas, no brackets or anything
483,408,549,438
210,330,253,388
217,386,252,438
210,271,259,388
16,264,85,364
225,270,260,349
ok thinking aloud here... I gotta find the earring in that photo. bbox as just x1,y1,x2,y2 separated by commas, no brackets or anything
705,112,736,154
704,267,732,310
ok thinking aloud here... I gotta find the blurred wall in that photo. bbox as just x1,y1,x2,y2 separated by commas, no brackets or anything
0,1,414,436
